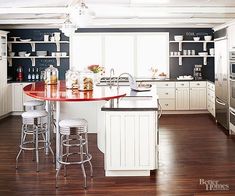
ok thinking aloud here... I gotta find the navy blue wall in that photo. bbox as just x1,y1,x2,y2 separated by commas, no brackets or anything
77,28,214,82
7,29,69,81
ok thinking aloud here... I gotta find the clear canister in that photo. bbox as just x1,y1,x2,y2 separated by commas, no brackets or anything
44,65,58,85
65,69,79,89
78,71,94,91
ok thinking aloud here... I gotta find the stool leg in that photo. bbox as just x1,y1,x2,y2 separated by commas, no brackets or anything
35,124,39,172
56,134,63,188
85,133,93,177
64,135,69,177
16,124,25,169
80,135,87,189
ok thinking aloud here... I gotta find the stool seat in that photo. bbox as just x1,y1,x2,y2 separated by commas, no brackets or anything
23,100,44,107
59,119,88,128
22,110,48,119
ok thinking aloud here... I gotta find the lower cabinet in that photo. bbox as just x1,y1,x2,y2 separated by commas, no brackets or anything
207,82,215,117
12,83,33,112
189,82,207,110
176,82,189,110
105,111,157,176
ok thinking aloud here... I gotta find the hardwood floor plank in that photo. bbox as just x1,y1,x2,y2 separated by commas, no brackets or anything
0,114,235,195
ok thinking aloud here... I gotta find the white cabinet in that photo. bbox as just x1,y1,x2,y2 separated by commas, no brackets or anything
156,82,175,110
105,111,157,176
190,82,207,110
176,82,189,110
12,83,33,112
207,82,215,117
228,24,235,50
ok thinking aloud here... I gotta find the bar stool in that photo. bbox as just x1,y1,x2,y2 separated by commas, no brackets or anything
23,100,45,111
56,119,93,189
16,110,55,172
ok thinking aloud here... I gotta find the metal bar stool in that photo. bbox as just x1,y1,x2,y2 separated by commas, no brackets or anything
23,100,45,111
16,110,55,172
56,119,93,189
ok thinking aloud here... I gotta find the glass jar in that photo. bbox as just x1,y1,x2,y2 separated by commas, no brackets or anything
78,71,94,91
65,69,79,89
44,65,58,85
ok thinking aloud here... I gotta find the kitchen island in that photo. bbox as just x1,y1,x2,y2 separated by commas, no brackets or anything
99,87,159,176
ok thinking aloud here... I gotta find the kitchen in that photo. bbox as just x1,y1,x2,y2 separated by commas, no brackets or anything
1,0,235,195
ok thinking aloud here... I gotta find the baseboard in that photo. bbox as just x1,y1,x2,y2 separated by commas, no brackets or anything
162,110,209,114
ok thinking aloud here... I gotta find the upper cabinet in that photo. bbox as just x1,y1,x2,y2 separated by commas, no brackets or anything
228,24,235,50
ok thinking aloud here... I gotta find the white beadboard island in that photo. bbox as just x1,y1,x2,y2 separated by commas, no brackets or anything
99,87,159,176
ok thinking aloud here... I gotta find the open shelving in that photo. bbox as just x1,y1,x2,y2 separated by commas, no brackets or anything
169,40,214,51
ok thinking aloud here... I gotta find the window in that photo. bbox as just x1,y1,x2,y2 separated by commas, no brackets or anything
71,32,169,77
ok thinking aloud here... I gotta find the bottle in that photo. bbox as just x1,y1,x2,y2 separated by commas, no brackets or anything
31,68,35,81
27,68,31,81
16,65,23,82
35,68,39,81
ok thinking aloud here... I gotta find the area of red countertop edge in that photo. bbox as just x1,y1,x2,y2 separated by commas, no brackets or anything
23,80,126,102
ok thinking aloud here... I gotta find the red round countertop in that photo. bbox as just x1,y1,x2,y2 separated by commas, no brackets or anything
23,81,126,102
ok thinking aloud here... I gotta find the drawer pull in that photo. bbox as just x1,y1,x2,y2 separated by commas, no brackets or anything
165,84,169,86
181,84,184,86
165,104,169,106
197,83,200,85
165,93,169,95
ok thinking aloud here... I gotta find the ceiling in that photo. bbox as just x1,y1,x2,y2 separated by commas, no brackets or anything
0,0,235,28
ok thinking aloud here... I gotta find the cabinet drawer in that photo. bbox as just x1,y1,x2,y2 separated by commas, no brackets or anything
207,89,215,103
159,99,175,110
176,82,189,88
156,82,175,88
207,82,215,91
157,88,175,99
190,81,207,88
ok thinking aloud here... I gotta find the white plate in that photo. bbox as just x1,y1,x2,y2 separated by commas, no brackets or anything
20,39,31,42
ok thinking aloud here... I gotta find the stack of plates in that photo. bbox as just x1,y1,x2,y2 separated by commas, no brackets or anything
177,75,193,80
36,51,47,57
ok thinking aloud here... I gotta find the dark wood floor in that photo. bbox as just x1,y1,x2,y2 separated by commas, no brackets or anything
1,114,235,195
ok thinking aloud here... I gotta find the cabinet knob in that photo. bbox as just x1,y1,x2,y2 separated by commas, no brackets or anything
181,84,184,86
165,84,168,86
165,104,168,106
165,93,168,95
197,83,200,85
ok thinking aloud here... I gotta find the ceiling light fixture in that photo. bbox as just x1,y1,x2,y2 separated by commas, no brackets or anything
60,14,77,37
70,0,93,28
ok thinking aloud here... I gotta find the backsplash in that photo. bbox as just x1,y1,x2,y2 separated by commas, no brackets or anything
7,29,69,82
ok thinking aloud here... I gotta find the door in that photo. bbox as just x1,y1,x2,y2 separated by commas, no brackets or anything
176,88,189,110
215,39,228,102
190,88,207,110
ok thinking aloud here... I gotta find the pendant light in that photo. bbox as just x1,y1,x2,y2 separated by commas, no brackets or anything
70,0,93,28
60,14,77,37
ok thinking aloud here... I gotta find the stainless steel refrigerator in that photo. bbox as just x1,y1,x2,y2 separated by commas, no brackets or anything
215,37,229,130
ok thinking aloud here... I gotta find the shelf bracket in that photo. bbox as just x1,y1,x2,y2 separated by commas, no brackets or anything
7,58,12,67
7,43,12,52
179,41,182,51
30,43,35,52
31,58,35,66
179,56,182,66
56,57,60,66
56,42,60,52
203,57,207,65
203,42,207,51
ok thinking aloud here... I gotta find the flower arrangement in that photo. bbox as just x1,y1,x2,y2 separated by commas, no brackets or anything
88,65,105,74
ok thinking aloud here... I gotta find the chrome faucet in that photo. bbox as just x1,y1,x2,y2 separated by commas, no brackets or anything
109,68,115,87
116,72,134,91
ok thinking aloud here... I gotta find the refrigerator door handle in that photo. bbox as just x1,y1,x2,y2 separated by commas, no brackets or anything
230,109,235,116
216,98,226,106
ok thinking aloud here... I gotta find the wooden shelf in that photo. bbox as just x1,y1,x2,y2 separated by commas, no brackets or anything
170,55,214,58
169,40,214,51
170,55,214,66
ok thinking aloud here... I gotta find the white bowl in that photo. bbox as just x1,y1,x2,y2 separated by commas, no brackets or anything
174,35,183,41
158,75,167,80
20,39,31,42
193,37,200,41
18,51,26,57
25,53,31,57
9,52,15,57
204,36,212,41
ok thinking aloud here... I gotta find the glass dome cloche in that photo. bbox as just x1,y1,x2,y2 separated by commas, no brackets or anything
65,68,79,89
44,65,58,85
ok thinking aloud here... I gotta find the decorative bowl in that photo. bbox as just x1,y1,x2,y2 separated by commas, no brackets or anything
193,37,200,41
174,35,183,41
204,36,212,41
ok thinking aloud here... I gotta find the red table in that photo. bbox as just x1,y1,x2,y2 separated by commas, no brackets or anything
23,80,126,169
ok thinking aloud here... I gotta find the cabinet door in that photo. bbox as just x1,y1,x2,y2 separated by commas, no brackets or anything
105,112,156,171
190,88,207,110
12,84,24,111
7,84,12,113
176,88,189,110
104,34,134,75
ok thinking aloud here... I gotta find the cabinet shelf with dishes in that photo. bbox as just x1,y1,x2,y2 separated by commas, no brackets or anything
170,55,214,66
169,40,214,51
7,40,69,67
